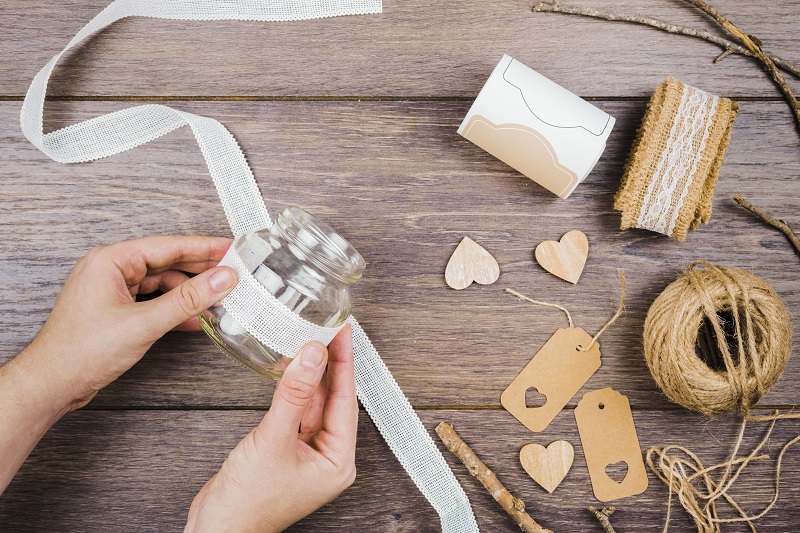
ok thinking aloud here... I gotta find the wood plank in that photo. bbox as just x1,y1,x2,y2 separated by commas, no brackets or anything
1,0,799,97
1,409,799,531
0,100,798,409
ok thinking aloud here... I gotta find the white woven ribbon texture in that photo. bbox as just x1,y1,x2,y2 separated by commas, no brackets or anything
20,1,479,531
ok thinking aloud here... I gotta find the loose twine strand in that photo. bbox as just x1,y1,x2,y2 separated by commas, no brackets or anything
579,271,625,352
505,288,574,328
647,412,800,533
505,271,626,350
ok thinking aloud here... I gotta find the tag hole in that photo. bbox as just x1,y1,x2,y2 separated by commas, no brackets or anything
575,345,583,352
525,386,547,408
598,402,605,410
605,461,628,484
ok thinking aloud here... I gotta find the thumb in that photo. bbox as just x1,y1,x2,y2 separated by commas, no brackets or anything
259,342,328,447
140,266,237,338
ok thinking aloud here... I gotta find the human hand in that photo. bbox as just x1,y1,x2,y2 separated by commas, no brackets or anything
24,235,237,410
185,326,359,533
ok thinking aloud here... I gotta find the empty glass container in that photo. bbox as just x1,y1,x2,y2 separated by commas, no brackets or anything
200,206,365,378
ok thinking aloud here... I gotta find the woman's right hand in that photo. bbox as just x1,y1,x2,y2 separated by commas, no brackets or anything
184,325,358,533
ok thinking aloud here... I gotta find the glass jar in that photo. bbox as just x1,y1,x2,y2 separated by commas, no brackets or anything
200,206,365,378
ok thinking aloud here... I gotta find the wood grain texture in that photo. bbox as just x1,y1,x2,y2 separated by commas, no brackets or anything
519,440,574,494
1,2,799,529
534,230,589,284
1,409,799,532
0,100,797,409
1,0,799,98
445,236,501,290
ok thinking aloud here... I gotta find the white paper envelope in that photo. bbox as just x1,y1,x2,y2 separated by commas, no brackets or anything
458,55,615,199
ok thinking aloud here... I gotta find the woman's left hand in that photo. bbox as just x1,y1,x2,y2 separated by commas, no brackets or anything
25,235,237,409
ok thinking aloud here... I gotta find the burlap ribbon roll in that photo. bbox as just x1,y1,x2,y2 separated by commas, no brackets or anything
615,77,738,241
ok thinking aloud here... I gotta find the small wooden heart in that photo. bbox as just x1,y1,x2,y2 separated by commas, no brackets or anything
520,440,574,493
535,230,589,284
445,237,500,290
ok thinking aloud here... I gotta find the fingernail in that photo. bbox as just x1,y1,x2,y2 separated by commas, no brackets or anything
301,343,326,368
209,268,236,292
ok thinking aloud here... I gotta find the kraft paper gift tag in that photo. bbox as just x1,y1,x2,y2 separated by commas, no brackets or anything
458,55,615,199
575,388,648,502
501,327,601,433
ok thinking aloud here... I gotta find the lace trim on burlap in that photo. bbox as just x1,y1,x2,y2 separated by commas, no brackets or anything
614,77,738,241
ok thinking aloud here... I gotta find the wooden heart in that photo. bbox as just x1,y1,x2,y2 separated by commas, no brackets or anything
520,440,574,493
445,237,500,290
535,230,588,284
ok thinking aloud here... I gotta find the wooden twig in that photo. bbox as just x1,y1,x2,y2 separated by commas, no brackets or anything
532,1,800,79
681,0,800,133
588,506,617,533
713,49,734,64
435,422,552,533
734,195,800,257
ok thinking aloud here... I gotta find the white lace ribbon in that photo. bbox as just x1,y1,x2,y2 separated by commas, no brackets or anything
636,83,719,236
20,2,479,531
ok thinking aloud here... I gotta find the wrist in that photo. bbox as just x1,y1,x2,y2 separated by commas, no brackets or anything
14,341,93,415
0,346,83,493
185,484,283,533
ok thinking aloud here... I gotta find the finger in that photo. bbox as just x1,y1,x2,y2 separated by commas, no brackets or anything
138,270,204,331
137,270,191,295
321,325,358,452
135,266,237,339
258,342,328,450
144,260,227,277
299,370,328,443
171,316,203,332
100,236,232,286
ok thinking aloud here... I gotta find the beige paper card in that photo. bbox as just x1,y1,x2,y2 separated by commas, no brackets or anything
501,327,601,432
520,440,574,493
574,388,648,502
461,115,579,197
457,55,615,199
445,237,500,290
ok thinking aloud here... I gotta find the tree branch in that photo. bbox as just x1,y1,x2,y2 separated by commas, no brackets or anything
532,1,800,79
588,506,617,533
734,195,800,257
435,422,552,533
681,0,800,133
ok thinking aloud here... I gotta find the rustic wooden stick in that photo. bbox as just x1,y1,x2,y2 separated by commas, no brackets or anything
734,195,800,256
531,1,800,79
435,422,552,533
713,49,734,64
588,506,617,533
681,0,800,133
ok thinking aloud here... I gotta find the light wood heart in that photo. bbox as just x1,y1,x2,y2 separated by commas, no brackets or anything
445,237,500,290
535,230,589,284
520,440,574,493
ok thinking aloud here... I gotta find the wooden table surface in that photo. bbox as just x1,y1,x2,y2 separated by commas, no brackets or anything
1,1,799,531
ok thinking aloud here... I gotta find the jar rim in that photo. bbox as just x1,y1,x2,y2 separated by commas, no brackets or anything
276,205,366,283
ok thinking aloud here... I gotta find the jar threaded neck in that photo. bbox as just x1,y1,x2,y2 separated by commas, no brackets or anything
276,206,365,284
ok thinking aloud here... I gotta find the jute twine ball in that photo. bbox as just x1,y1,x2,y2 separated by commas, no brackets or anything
643,262,792,416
